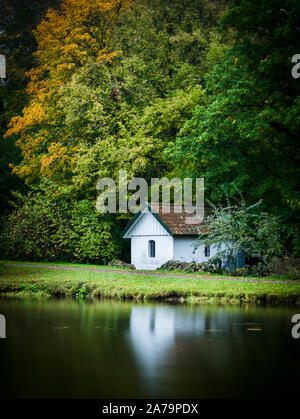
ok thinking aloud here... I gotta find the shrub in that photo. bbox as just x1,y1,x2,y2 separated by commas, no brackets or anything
2,192,122,263
196,199,284,273
267,256,300,279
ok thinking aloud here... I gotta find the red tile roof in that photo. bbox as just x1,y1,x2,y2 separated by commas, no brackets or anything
149,203,208,236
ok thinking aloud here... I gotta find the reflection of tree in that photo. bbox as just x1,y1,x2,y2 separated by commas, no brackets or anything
1,298,140,398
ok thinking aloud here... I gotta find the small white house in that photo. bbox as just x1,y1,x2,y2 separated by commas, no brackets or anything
122,202,244,270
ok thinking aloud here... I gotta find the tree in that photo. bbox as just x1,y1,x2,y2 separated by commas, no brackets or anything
1,0,231,263
196,199,283,273
115,0,227,97
168,0,300,218
2,190,122,263
0,0,59,130
0,0,58,215
4,0,223,196
4,0,133,184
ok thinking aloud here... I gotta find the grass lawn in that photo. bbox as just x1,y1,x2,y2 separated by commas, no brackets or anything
3,259,298,281
2,260,132,271
1,261,300,304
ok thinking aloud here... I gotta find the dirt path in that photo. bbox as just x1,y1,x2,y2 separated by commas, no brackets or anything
7,263,300,285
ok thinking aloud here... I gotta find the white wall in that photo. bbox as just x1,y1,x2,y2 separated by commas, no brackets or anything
131,235,173,270
173,238,221,264
131,236,224,269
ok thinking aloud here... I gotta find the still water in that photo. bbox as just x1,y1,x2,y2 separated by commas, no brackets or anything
0,298,299,399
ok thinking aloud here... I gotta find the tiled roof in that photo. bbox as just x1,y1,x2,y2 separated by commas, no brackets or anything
149,203,208,236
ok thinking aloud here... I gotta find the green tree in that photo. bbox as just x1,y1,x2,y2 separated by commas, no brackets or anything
1,0,229,263
2,190,122,263
197,199,283,273
169,0,300,213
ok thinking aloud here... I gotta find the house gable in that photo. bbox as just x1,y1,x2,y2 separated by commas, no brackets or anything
122,205,172,238
122,202,206,238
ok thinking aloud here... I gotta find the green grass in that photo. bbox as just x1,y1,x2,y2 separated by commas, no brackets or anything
155,268,298,281
2,259,297,281
1,263,300,304
2,260,132,271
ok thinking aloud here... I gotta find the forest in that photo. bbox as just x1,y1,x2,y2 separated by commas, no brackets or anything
0,0,299,275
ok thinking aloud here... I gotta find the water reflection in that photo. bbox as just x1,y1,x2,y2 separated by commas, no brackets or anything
129,306,176,383
0,298,299,398
129,306,209,368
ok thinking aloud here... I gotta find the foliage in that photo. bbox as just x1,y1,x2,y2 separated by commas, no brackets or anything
168,0,300,247
3,0,225,191
70,199,122,262
1,0,299,264
2,192,122,263
196,199,284,272
1,0,225,264
4,0,133,183
0,136,25,216
0,0,58,130
56,60,163,197
0,1,58,214
267,256,300,280
115,0,227,95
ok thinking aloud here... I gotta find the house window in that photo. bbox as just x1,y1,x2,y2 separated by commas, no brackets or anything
148,240,155,258
204,245,210,257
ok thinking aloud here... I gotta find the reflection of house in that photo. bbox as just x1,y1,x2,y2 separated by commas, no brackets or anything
128,306,228,372
129,307,175,372
122,203,245,270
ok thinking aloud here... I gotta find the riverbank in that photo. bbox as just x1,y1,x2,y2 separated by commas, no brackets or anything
1,262,300,304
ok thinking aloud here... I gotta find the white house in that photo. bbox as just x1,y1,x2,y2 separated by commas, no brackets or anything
122,202,245,270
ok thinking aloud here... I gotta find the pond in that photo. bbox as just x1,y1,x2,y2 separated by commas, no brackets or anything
0,298,299,398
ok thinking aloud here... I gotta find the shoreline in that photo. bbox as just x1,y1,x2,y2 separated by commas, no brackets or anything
1,262,300,305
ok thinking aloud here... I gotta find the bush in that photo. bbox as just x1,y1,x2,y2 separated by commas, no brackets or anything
158,259,300,278
1,193,122,264
195,199,284,274
267,256,300,279
70,200,122,263
235,263,269,277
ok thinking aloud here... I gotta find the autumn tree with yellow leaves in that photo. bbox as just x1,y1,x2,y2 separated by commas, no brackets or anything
5,0,132,184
